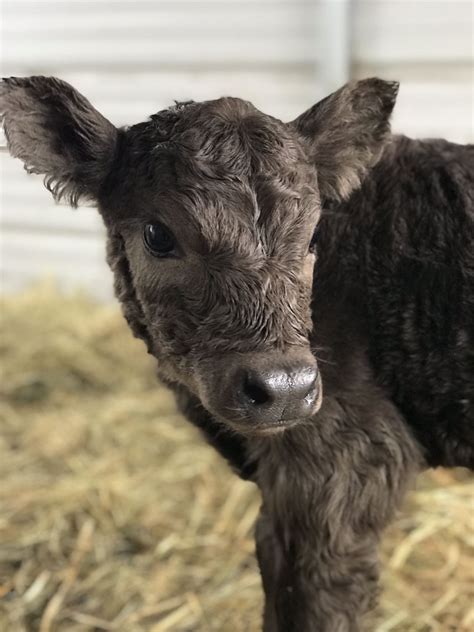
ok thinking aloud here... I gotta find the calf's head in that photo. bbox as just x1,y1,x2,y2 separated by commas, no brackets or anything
1,76,397,435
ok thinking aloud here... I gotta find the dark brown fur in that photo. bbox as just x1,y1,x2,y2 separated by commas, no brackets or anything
1,75,473,631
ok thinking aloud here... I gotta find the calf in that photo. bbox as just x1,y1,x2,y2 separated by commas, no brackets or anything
1,76,473,631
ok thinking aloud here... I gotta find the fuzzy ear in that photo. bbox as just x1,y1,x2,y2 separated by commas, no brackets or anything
1,76,118,206
290,78,399,201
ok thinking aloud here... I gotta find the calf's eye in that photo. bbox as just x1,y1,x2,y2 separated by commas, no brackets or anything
143,222,177,257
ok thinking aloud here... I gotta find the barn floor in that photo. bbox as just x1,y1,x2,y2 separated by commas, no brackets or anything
0,284,472,632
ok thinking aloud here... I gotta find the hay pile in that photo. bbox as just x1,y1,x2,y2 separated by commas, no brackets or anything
0,284,472,632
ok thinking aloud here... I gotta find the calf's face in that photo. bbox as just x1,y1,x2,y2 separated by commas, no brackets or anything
1,76,398,435
103,100,322,434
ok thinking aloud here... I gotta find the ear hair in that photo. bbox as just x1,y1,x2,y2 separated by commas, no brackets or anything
290,78,399,201
1,76,118,206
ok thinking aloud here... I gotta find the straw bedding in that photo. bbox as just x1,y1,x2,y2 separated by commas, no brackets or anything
0,284,472,632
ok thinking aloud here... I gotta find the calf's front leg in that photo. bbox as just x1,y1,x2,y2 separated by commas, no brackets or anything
254,396,423,632
256,507,380,632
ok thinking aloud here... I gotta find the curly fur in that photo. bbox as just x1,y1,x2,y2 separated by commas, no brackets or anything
1,75,473,631
0,76,118,206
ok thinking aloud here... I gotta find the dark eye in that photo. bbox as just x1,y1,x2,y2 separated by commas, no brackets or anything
143,222,177,257
309,226,318,254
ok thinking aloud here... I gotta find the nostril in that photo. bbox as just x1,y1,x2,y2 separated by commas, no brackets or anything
304,369,318,397
242,373,272,406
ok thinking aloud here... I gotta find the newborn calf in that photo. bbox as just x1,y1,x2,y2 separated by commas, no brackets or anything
2,76,473,631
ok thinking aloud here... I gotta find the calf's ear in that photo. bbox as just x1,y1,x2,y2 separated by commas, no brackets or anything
1,76,118,206
290,77,399,201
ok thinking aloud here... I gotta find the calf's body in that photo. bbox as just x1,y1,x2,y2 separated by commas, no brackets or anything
177,134,474,629
1,76,473,631
315,135,473,470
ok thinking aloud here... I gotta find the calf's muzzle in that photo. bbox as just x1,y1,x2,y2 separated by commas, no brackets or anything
203,348,321,434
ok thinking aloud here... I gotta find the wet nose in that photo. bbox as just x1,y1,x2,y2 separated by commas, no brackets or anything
236,361,319,425
202,349,322,433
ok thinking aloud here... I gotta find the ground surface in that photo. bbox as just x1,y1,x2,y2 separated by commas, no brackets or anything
0,284,472,632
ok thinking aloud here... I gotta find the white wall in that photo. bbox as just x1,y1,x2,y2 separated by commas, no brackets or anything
1,0,473,299
353,0,473,142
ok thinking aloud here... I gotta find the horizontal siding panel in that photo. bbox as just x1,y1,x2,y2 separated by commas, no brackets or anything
353,61,473,84
353,0,472,63
1,204,103,236
2,230,107,266
1,156,102,232
0,229,114,300
5,1,472,70
4,4,312,35
3,2,316,69
1,255,111,287
4,0,299,7
384,82,472,144
0,267,115,301
3,37,315,68
1,154,111,295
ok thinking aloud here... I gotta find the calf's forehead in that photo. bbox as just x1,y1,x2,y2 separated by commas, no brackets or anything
169,175,320,258
103,97,320,247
